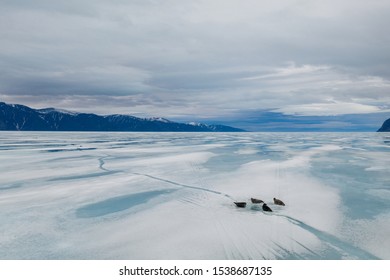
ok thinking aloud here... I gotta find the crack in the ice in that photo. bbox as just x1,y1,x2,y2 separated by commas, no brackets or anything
98,155,111,172
293,240,321,257
97,156,234,200
132,172,234,200
97,155,234,200
277,214,380,260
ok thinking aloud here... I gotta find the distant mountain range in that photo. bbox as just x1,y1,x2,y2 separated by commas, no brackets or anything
377,118,390,132
207,111,389,132
0,102,244,132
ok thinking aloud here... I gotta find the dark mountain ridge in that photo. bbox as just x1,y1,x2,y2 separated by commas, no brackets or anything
377,118,390,132
0,102,244,132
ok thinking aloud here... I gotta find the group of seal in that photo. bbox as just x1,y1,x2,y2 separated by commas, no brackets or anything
234,197,286,212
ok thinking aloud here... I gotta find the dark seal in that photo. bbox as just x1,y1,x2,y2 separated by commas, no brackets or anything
251,198,264,204
234,202,247,208
273,198,285,206
262,203,273,212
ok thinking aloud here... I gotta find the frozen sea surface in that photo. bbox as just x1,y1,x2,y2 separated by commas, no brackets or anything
0,132,389,259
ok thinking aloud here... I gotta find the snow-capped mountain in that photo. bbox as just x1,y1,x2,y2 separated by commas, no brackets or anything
0,102,244,132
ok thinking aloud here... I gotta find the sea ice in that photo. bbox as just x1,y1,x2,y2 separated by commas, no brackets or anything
0,132,389,259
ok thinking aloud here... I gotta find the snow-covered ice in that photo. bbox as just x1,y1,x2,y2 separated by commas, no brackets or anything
0,132,389,259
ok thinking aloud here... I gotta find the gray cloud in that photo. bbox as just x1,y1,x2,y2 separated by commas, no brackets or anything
1,0,390,120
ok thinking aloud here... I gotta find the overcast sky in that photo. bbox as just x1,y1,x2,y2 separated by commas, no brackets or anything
1,0,390,124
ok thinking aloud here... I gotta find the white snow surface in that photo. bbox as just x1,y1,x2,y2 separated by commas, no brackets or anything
0,132,389,259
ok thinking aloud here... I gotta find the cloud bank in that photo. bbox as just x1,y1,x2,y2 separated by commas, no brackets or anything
0,0,389,122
